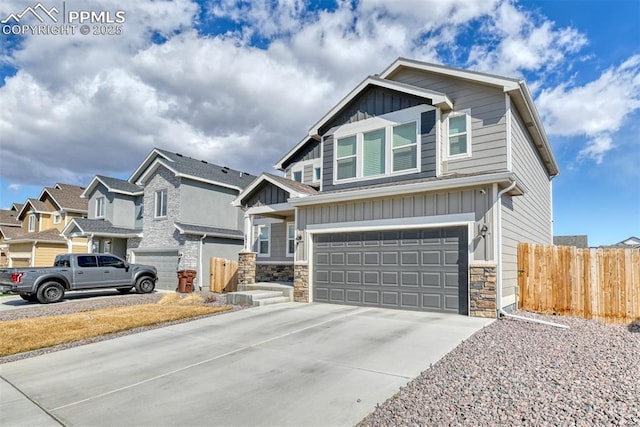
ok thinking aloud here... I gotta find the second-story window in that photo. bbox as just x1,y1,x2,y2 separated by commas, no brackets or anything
53,213,61,224
314,167,321,182
447,111,471,157
28,214,36,232
293,171,302,182
155,189,168,218
96,197,105,218
392,122,418,171
336,135,357,180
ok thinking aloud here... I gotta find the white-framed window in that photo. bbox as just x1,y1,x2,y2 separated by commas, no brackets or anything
155,189,168,218
53,212,61,224
293,170,302,182
446,110,472,158
28,214,36,232
96,197,105,218
336,135,358,180
314,167,321,182
392,122,418,172
257,225,270,256
334,121,419,182
286,223,295,257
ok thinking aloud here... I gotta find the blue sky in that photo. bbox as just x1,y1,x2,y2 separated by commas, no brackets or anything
0,0,638,246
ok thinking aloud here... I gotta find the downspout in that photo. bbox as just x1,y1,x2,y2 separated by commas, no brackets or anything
495,181,568,329
198,234,207,291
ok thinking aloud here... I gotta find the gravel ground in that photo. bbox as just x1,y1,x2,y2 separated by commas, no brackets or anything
0,290,246,365
359,311,640,426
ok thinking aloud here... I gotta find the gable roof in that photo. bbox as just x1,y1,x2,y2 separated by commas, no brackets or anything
0,225,28,240
5,228,66,244
232,173,319,207
11,203,23,212
17,198,50,220
0,209,21,227
276,57,558,177
39,184,88,212
382,57,558,176
307,76,453,137
82,175,144,198
62,218,142,238
129,148,256,191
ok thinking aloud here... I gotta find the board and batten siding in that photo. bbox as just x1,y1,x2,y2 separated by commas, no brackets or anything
388,69,509,176
296,187,494,263
501,104,553,306
321,110,437,191
245,182,289,207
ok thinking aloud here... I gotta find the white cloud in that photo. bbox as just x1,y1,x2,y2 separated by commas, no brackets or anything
0,0,620,190
536,55,640,162
467,1,587,78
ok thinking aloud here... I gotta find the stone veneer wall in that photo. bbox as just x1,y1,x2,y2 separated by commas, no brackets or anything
238,251,256,285
256,264,294,282
294,264,309,302
469,265,497,318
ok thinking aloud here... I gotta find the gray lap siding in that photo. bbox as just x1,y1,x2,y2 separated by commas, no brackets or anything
500,104,553,306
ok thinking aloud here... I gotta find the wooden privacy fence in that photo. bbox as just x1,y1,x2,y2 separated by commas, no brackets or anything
210,257,238,293
518,243,640,324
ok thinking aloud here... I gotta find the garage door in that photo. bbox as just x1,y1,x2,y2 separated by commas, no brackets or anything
11,258,31,268
133,250,180,290
313,228,468,314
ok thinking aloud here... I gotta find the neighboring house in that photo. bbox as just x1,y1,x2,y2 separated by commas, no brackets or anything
0,205,22,266
554,235,589,248
233,57,559,318
62,175,145,258
601,236,640,249
4,184,88,267
65,148,256,290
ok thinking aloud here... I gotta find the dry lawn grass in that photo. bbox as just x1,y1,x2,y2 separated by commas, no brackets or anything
0,296,230,356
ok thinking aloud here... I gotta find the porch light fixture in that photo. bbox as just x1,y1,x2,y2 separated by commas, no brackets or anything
295,231,303,242
479,224,488,238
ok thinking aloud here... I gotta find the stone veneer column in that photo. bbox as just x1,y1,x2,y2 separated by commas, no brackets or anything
293,263,309,302
238,251,257,285
469,265,497,318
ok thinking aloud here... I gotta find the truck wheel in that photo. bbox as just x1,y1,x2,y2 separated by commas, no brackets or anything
37,282,65,304
117,287,133,294
135,276,155,294
20,294,38,302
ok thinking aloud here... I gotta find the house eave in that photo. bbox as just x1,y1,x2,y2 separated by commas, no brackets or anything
289,172,523,207
133,158,243,192
307,76,453,138
232,174,308,207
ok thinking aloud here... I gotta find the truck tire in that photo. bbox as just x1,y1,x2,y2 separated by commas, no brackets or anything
116,287,133,294
37,282,65,304
20,294,38,302
135,276,155,294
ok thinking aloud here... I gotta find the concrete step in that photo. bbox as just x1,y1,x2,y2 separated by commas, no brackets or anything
254,296,291,306
226,290,290,306
238,282,294,301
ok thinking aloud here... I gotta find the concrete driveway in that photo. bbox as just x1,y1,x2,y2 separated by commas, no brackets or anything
1,303,493,426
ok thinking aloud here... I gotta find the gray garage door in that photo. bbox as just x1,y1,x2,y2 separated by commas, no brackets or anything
133,250,180,290
313,228,468,314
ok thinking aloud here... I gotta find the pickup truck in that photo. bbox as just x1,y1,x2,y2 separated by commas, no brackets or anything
0,253,158,304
